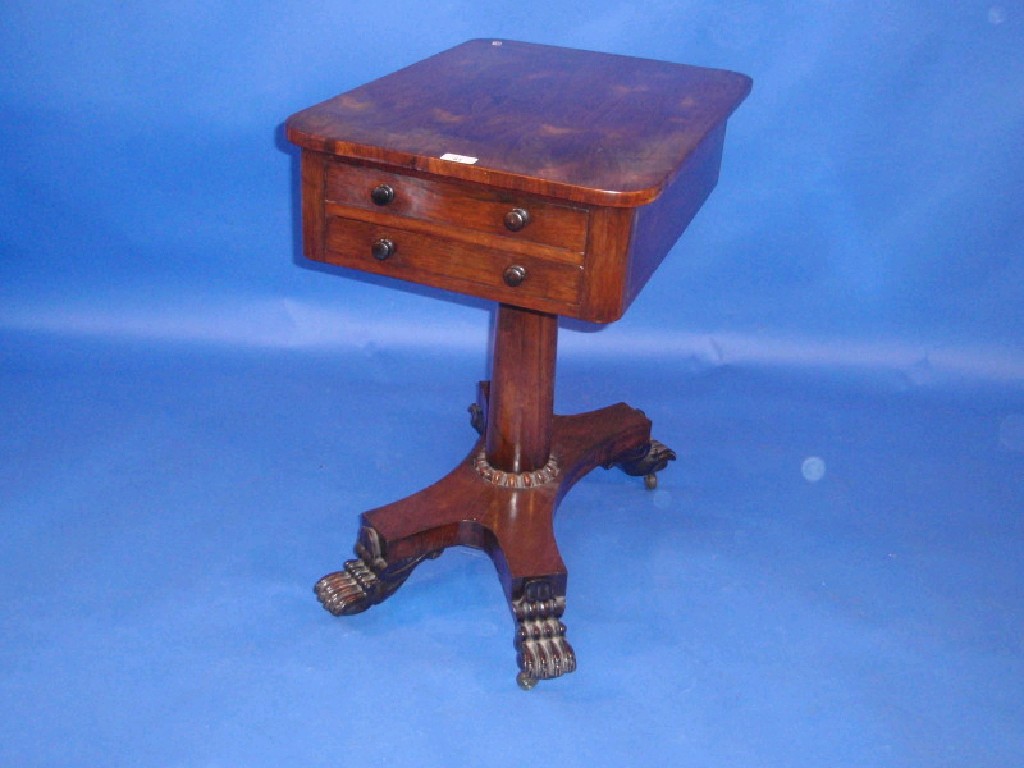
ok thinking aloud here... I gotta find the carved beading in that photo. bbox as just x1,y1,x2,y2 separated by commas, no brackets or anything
474,450,560,488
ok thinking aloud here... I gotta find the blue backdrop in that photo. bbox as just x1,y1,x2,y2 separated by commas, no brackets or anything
2,2,1022,766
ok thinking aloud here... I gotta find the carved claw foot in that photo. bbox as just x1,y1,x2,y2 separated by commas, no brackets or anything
608,438,677,490
468,380,490,436
468,402,486,436
512,580,577,690
314,526,440,616
314,558,387,616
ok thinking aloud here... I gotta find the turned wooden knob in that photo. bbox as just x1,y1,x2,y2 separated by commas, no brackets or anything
370,184,394,206
372,237,396,260
504,208,530,231
503,264,527,287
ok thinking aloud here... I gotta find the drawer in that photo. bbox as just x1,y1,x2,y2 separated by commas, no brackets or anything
323,216,583,311
324,161,589,253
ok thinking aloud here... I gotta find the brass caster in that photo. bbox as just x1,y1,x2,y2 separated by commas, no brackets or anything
644,473,658,490
516,671,538,691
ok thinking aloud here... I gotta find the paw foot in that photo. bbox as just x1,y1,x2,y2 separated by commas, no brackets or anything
610,439,676,488
517,618,577,682
314,560,379,616
468,402,486,436
314,525,441,617
469,381,490,436
512,582,576,688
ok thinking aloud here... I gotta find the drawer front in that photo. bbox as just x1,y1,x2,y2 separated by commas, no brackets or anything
324,216,583,311
325,161,589,253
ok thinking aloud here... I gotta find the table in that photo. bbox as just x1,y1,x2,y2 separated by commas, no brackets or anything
285,39,751,688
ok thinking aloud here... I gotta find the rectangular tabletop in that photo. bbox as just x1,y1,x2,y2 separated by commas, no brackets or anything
286,39,751,208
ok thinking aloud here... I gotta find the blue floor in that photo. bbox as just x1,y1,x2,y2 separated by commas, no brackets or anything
2,328,1021,767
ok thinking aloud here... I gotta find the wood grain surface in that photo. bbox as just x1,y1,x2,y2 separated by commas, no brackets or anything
287,38,751,207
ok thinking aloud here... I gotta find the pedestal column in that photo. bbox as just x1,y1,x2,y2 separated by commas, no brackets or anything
484,304,558,473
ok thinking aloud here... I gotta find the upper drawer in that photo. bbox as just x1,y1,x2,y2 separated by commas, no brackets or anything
324,161,589,252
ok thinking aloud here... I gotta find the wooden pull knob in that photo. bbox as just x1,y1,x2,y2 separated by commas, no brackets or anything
503,264,527,287
372,238,396,260
370,184,395,206
504,208,530,231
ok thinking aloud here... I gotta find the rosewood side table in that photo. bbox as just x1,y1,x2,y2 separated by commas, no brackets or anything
285,39,751,689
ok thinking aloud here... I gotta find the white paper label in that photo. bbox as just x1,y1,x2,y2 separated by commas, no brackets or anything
439,153,478,165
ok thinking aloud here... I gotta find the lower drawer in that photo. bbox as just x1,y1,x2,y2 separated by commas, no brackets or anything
323,216,583,312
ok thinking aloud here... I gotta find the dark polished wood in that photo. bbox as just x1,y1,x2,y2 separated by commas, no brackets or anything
289,39,750,323
364,403,650,587
287,39,750,688
324,160,589,251
485,305,557,473
287,38,750,207
314,399,653,686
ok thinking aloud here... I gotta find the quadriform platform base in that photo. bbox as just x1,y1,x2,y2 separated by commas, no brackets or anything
313,310,677,689
285,39,751,687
